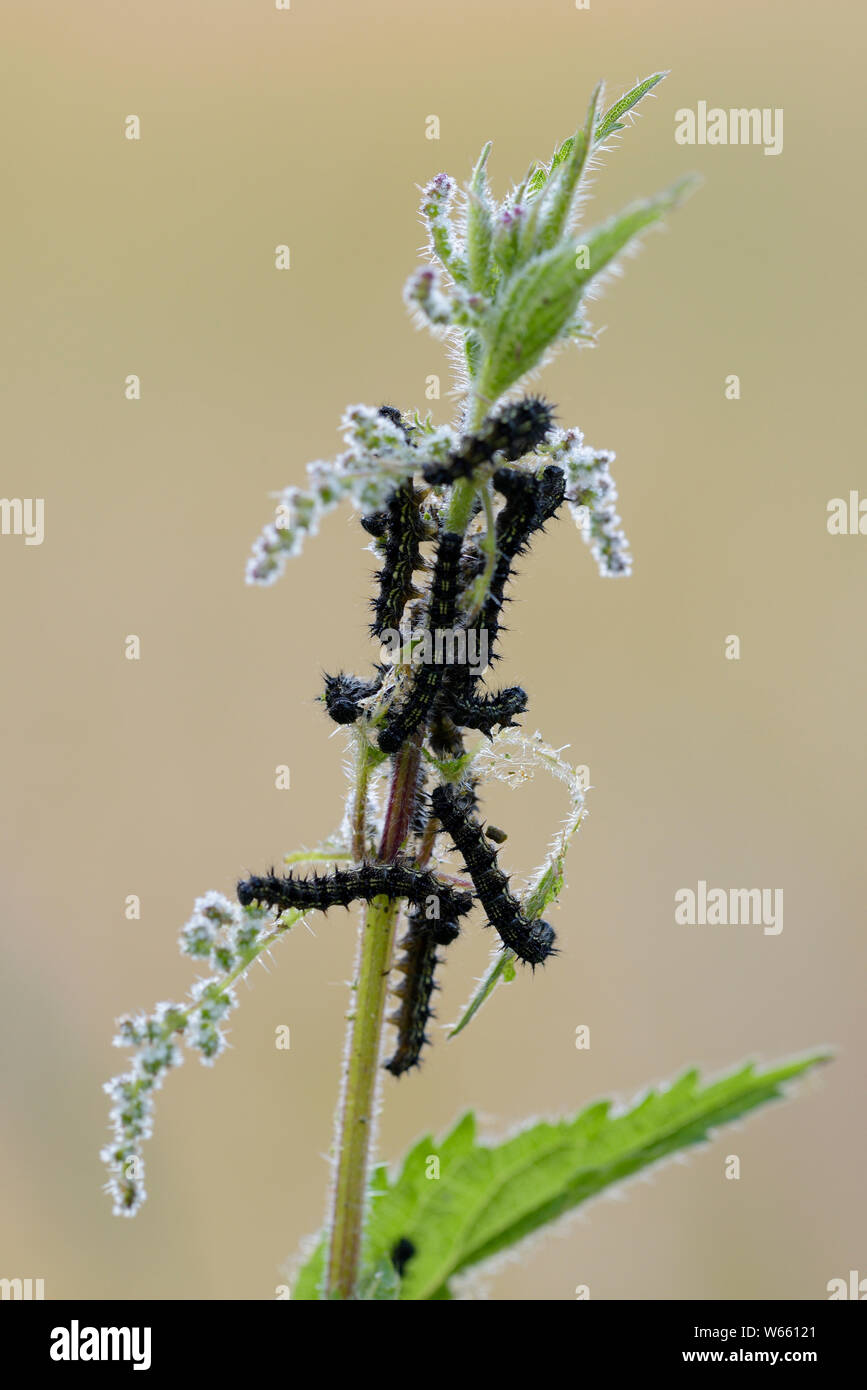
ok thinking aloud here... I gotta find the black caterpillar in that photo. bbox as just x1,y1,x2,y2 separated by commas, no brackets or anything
422,397,555,485
377,530,464,754
430,784,556,967
359,509,389,539
378,403,412,442
487,464,567,612
472,464,566,666
438,682,528,738
384,904,460,1076
482,464,566,657
369,405,424,637
370,478,426,638
322,670,385,726
237,861,474,923
433,464,565,740
360,403,412,542
238,859,469,1076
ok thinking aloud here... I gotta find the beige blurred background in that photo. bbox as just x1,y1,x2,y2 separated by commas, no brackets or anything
1,0,863,1301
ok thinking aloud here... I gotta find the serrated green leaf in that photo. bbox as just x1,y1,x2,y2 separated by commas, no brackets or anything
524,163,549,199
289,1052,829,1300
574,175,700,297
525,74,667,213
478,241,586,400
362,1111,478,1269
595,72,668,145
550,135,576,173
478,176,697,402
376,1053,829,1298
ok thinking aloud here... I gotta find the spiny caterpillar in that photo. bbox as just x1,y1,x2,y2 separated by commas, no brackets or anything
304,406,565,1077
377,530,464,753
370,478,427,638
326,410,564,750
437,682,528,738
430,783,557,967
322,670,384,726
422,396,555,485
384,904,460,1076
469,462,567,668
237,861,474,923
361,406,415,542
489,463,567,594
432,464,565,735
359,510,389,539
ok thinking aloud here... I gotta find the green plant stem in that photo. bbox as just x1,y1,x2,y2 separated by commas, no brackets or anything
444,391,491,534
325,735,423,1299
445,475,478,535
446,391,499,616
465,480,497,623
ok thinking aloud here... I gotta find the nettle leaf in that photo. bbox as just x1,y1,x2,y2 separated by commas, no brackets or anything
477,176,698,403
477,241,587,401
527,73,668,207
594,72,669,146
290,1114,478,1300
574,175,700,298
405,1055,829,1299
290,1053,828,1299
365,1110,479,1263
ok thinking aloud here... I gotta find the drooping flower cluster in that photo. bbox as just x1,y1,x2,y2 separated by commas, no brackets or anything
246,405,456,586
542,426,632,576
101,893,277,1216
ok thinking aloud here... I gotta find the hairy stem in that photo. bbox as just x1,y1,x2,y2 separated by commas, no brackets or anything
448,392,499,616
325,735,423,1299
350,729,376,862
445,475,478,536
379,732,422,862
464,480,497,623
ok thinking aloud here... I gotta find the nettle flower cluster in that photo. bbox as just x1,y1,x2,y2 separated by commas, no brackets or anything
248,404,629,587
103,72,696,1220
102,894,278,1216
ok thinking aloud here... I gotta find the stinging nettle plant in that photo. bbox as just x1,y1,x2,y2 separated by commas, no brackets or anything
102,73,829,1301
